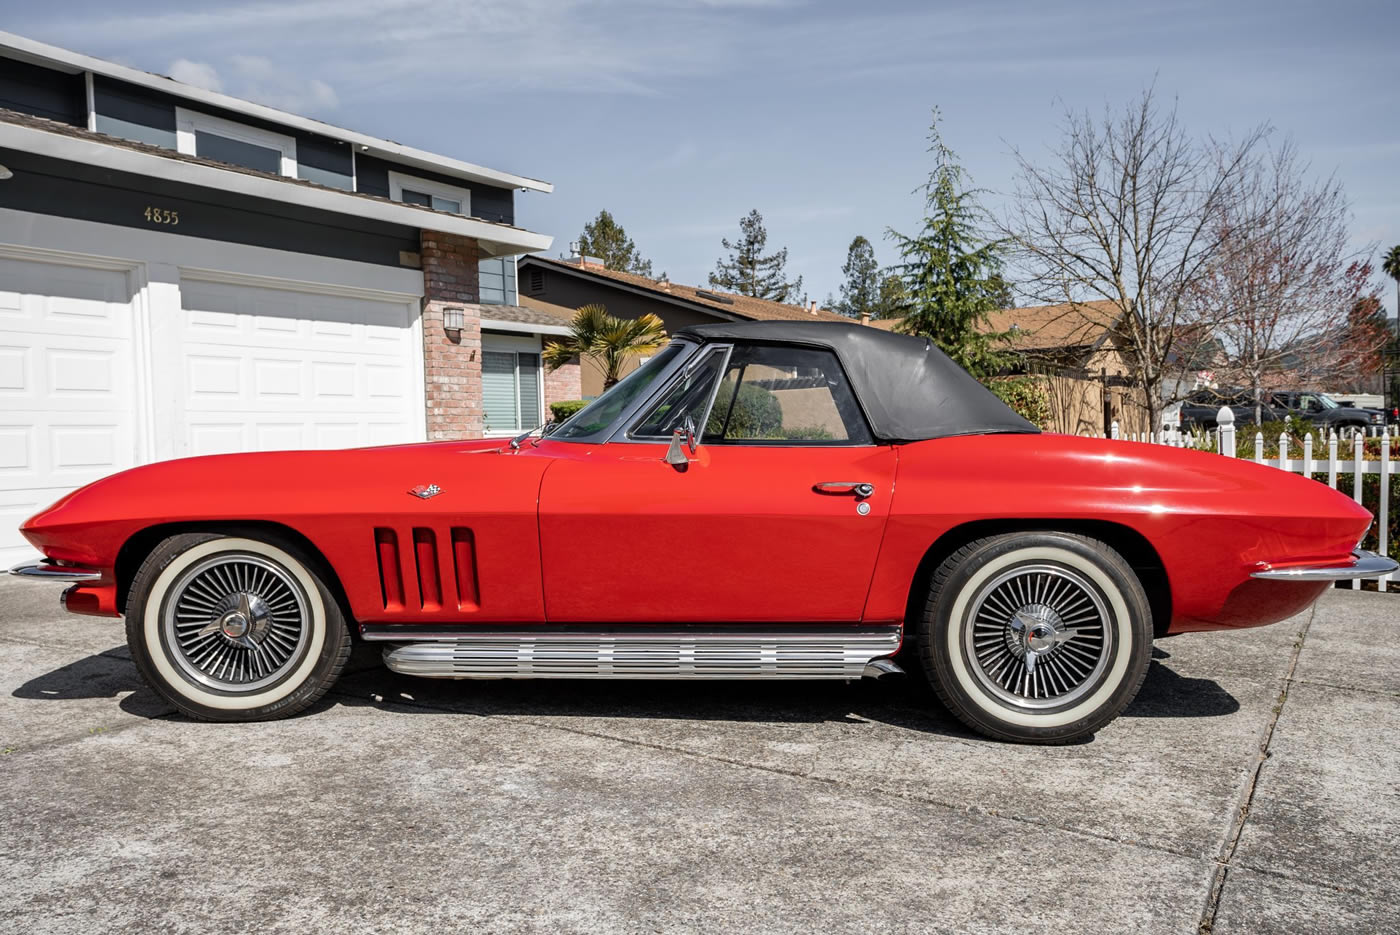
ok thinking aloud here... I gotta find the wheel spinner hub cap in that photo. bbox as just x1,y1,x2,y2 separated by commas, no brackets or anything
964,563,1114,711
1009,603,1067,656
213,592,273,646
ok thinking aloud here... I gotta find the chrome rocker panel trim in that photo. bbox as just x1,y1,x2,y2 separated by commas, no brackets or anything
375,626,903,680
1250,549,1399,581
8,560,102,582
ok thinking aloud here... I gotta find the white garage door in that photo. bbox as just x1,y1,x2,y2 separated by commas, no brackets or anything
0,255,423,568
0,256,139,569
165,277,420,457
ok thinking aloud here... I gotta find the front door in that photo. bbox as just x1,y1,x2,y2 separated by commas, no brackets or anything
537,341,899,623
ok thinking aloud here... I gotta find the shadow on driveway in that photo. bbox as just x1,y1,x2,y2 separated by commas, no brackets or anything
11,644,1239,739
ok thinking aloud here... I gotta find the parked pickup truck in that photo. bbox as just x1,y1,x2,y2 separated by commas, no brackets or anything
1176,390,1283,430
1268,391,1386,430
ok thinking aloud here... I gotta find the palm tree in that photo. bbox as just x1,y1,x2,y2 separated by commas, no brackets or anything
542,304,667,390
1384,244,1400,319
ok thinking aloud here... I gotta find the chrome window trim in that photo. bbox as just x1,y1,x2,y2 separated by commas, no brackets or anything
546,338,700,445
621,344,734,444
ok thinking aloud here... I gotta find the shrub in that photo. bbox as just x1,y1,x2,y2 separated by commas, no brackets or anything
777,425,835,440
988,376,1052,429
549,399,588,422
708,382,782,437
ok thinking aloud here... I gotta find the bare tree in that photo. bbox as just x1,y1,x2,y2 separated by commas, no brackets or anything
1006,88,1269,430
1193,145,1371,419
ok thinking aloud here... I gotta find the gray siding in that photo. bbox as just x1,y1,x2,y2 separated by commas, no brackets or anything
0,56,85,125
91,77,353,190
0,147,420,267
92,75,176,147
297,134,354,190
355,154,514,225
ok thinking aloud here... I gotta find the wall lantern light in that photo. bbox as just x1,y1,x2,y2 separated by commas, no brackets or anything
443,307,465,334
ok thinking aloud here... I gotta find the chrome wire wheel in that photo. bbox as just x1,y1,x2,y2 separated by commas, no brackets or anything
963,562,1113,711
161,553,311,693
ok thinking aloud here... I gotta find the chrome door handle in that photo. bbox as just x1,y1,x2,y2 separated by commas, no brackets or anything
813,481,874,498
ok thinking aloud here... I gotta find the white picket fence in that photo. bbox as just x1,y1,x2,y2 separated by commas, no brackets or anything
1097,409,1395,593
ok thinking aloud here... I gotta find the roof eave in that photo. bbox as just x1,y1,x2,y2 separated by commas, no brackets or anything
0,30,553,194
0,118,553,256
520,256,750,322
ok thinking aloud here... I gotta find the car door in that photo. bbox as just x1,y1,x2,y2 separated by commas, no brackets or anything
536,341,899,623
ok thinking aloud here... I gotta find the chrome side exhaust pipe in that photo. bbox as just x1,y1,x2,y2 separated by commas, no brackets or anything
862,658,905,678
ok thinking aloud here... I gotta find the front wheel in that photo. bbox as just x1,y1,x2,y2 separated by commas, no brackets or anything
917,532,1152,744
125,532,350,721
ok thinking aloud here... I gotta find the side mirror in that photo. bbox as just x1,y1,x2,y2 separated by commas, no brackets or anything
664,417,699,469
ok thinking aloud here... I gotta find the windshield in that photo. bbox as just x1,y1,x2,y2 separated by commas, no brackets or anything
1314,394,1339,409
550,342,689,440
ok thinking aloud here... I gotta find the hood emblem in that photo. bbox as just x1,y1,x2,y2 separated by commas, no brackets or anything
409,484,441,500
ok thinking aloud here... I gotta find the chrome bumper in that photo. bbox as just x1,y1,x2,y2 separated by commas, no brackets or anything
8,560,102,582
1251,549,1398,581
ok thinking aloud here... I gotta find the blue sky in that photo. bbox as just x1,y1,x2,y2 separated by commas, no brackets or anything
5,0,1398,312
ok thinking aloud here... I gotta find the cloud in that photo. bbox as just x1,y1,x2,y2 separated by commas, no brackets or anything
167,59,222,92
163,53,338,115
28,0,810,100
229,55,340,112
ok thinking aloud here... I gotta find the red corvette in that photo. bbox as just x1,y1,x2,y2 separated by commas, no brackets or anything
11,322,1395,743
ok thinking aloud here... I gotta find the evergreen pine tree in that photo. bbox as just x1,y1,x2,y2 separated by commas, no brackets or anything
832,236,880,318
710,209,803,302
886,109,1011,379
576,210,655,277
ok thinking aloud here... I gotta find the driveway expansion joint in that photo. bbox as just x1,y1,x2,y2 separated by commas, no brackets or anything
1196,606,1315,934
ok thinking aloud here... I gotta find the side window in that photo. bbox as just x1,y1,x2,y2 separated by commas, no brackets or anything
705,344,871,445
630,346,730,439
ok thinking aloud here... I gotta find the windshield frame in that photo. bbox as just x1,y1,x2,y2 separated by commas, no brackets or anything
545,339,698,443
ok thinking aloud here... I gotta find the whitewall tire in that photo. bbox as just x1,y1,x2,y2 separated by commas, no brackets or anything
917,532,1152,744
125,532,350,721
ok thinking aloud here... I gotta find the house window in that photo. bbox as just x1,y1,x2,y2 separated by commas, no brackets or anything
479,256,518,306
388,170,471,216
175,107,296,176
482,334,542,434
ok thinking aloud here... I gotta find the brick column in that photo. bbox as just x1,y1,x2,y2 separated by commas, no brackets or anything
543,357,582,419
420,231,482,439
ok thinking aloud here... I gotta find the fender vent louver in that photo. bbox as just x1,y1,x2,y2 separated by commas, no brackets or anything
374,528,404,612
450,528,480,612
413,528,442,612
374,526,479,614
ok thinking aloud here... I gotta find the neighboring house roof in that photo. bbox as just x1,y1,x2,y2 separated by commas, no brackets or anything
522,256,851,323
0,30,551,193
0,108,550,255
486,297,576,336
984,300,1124,352
860,301,1125,352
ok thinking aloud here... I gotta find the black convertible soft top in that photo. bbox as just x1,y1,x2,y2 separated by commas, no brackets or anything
675,321,1039,443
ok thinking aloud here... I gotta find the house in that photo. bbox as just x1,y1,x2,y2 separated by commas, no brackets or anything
517,255,850,397
866,301,1151,435
985,300,1149,436
0,31,577,565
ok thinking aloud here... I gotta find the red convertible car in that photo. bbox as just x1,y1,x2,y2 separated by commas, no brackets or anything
12,322,1396,743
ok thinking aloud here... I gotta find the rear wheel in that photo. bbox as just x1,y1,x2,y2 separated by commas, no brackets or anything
125,533,350,721
917,532,1152,744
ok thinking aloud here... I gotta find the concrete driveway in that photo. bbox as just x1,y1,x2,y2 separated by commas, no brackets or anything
1,578,1396,934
